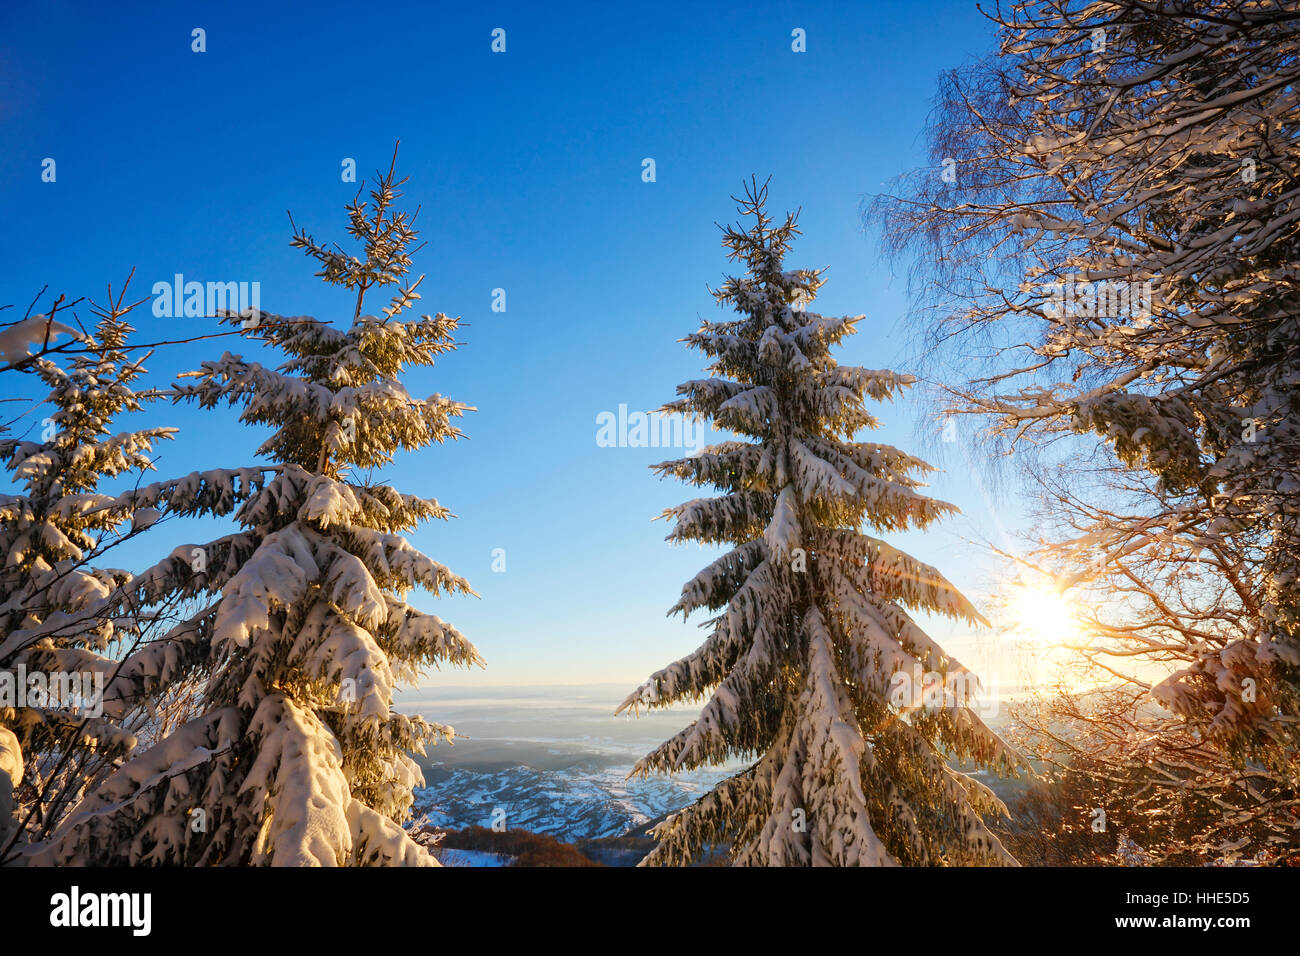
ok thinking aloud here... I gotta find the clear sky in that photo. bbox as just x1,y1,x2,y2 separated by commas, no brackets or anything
0,1,1045,691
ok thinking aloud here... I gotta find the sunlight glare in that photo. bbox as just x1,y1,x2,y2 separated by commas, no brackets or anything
1008,580,1080,645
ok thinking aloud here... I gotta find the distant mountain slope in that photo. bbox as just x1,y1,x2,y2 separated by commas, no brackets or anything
411,748,734,841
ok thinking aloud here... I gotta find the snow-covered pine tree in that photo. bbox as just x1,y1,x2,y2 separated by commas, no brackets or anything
0,289,173,862
618,180,1020,866
42,151,482,866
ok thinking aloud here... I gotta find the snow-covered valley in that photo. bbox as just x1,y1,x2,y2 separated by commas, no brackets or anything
412,752,734,840
403,685,741,841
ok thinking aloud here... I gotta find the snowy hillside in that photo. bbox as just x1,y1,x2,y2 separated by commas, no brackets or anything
402,685,743,840
412,752,734,840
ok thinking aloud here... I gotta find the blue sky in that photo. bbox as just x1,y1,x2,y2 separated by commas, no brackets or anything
0,1,1042,689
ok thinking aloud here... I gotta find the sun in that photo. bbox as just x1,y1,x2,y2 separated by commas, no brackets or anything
1007,579,1081,645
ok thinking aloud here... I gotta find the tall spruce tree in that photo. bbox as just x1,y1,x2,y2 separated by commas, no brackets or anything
42,151,482,866
619,181,1020,866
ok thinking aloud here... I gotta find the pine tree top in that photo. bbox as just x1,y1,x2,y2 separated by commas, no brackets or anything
179,145,472,479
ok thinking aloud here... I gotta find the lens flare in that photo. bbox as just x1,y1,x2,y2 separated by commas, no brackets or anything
1007,580,1079,644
